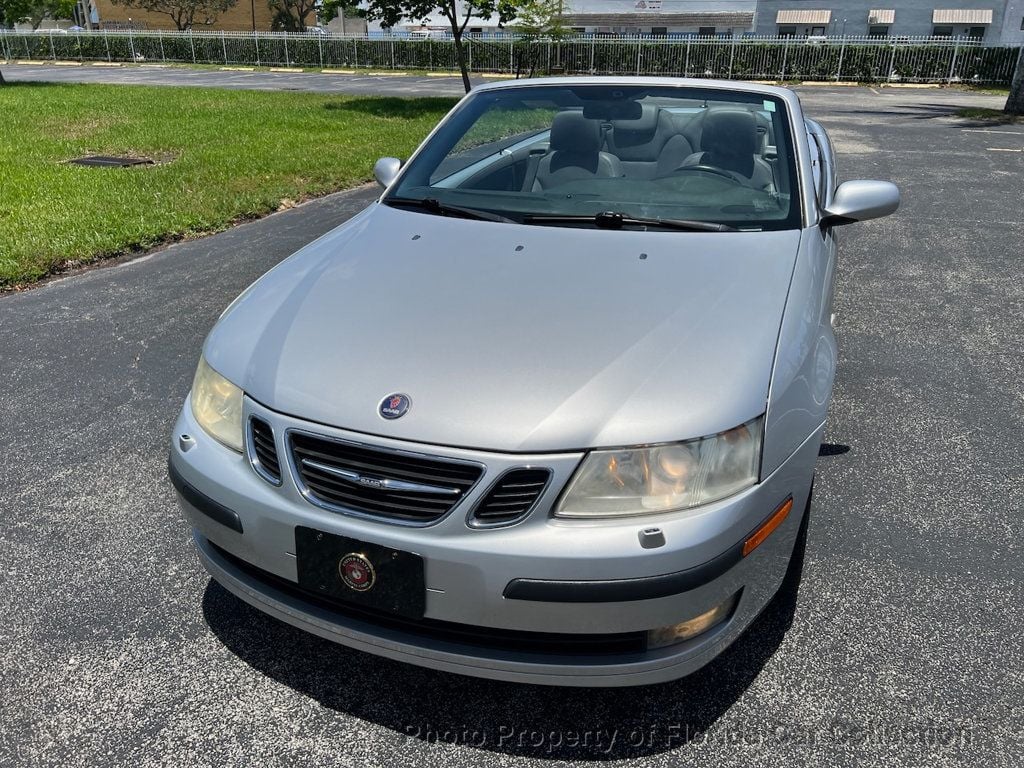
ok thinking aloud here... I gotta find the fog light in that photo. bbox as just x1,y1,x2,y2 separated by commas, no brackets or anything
647,592,740,649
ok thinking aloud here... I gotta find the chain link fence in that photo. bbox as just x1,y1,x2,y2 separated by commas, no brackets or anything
1,30,1019,85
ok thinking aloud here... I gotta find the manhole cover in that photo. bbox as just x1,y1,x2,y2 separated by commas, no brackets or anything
69,155,154,167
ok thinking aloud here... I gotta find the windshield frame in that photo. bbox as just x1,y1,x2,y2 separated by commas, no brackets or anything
381,80,809,232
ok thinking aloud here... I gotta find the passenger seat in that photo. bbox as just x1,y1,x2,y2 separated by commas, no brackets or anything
534,112,623,191
678,109,775,191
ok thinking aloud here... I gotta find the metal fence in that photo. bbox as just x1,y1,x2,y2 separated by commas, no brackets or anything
1,30,1020,85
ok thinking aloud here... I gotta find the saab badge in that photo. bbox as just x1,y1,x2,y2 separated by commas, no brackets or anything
379,393,411,420
338,553,376,592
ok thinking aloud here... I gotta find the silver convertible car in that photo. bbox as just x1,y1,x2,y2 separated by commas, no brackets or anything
169,77,898,687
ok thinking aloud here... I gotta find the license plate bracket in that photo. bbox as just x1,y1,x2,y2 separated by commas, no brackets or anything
295,527,426,619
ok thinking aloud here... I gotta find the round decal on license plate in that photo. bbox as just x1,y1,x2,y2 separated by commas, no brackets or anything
338,553,376,592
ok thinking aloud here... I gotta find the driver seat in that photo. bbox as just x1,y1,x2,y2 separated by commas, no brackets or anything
678,109,774,191
534,112,622,191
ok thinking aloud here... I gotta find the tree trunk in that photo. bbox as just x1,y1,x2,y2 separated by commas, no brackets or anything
1006,48,1024,116
451,27,471,93
0,68,6,86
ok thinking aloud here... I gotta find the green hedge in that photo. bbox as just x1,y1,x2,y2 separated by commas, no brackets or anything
2,33,1019,84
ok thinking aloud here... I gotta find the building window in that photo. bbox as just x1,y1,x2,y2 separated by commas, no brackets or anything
932,25,953,37
651,26,667,36
967,25,985,38
810,26,826,35
778,26,797,37
698,26,715,36
868,24,889,36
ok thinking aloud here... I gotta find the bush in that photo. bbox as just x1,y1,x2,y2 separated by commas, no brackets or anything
2,31,1019,85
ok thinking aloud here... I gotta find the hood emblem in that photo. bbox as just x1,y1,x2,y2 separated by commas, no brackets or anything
379,393,411,420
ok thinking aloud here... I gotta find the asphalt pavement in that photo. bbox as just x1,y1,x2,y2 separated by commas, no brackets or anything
5,62,474,95
0,84,1021,767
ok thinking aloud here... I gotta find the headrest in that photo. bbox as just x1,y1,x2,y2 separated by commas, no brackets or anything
550,111,602,153
610,103,660,134
702,109,758,156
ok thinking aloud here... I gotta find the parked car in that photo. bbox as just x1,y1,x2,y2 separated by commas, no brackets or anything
408,28,449,40
170,77,898,687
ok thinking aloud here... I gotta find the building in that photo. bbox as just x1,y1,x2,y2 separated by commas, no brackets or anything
367,1,1023,42
367,0,757,37
87,0,278,30
751,0,1024,43
558,0,757,36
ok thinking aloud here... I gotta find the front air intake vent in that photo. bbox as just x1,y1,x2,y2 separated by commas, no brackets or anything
470,468,552,527
249,417,282,485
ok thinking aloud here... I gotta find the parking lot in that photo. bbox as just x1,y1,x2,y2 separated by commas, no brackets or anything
0,84,1021,767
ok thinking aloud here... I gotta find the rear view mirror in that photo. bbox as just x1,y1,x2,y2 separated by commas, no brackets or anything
373,157,402,188
821,180,900,226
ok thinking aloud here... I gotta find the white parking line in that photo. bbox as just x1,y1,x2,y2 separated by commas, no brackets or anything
962,129,1024,135
986,147,1023,152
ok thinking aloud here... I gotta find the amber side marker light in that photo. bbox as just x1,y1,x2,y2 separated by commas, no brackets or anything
743,497,794,557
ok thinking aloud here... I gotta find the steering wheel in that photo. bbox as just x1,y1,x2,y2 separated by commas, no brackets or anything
671,164,744,184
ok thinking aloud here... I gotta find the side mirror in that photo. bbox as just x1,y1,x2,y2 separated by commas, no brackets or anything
821,180,900,227
373,157,402,188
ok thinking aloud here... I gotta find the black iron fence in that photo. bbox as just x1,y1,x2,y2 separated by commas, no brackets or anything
1,30,1019,85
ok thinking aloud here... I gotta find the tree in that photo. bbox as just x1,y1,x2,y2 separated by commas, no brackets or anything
319,0,362,25
109,0,238,31
268,0,317,31
364,0,520,93
510,0,566,77
1,0,69,32
513,0,563,38
25,0,74,29
1,0,35,83
1006,48,1024,116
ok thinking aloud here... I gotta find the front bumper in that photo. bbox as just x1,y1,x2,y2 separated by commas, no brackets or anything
170,396,820,686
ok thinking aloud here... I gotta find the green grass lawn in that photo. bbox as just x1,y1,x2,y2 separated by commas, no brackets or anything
955,106,1022,122
0,83,457,288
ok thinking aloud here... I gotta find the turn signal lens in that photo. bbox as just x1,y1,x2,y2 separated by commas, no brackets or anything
743,497,794,557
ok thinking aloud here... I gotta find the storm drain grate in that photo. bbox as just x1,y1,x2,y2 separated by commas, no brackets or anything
69,155,154,168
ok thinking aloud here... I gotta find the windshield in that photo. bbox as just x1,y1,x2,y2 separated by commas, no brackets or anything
386,84,801,231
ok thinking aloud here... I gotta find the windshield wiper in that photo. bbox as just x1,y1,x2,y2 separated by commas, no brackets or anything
522,211,737,232
383,196,518,224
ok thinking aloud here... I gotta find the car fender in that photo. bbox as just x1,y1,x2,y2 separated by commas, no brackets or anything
763,227,837,476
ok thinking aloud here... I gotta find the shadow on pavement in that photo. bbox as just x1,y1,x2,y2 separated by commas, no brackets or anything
819,442,851,457
202,513,810,761
824,100,1015,125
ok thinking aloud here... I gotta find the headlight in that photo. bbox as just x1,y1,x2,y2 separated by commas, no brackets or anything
555,417,763,518
190,356,244,452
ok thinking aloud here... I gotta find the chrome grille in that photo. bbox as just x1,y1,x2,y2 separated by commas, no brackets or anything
249,417,281,484
470,468,552,527
290,431,484,524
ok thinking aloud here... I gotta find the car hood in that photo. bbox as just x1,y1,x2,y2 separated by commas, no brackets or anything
205,204,800,453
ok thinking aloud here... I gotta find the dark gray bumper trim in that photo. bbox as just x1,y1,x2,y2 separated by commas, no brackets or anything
502,542,743,603
168,459,244,534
